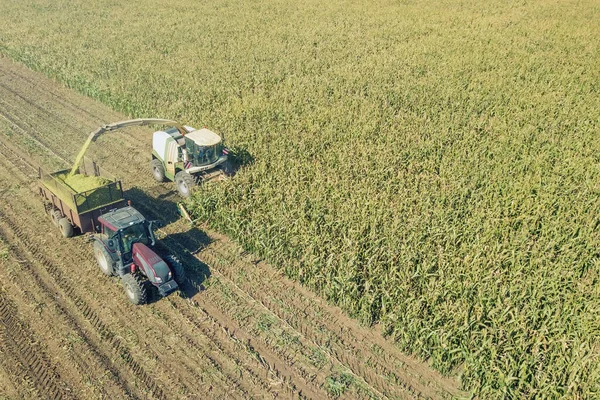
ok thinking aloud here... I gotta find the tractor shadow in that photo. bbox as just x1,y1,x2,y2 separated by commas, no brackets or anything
123,187,213,303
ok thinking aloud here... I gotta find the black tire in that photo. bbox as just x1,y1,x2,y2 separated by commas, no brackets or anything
50,209,61,226
165,255,186,285
58,218,74,238
175,171,195,198
122,274,147,305
151,159,166,182
221,160,234,176
93,241,115,276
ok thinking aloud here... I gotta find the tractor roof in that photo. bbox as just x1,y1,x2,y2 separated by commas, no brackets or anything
185,128,221,147
99,206,146,230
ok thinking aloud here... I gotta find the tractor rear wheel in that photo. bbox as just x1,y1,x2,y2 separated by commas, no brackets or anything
151,159,166,182
122,274,147,305
165,255,186,285
93,241,115,276
175,171,195,198
58,218,74,238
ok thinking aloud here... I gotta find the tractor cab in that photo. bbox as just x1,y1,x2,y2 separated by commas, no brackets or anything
97,206,157,269
93,205,185,304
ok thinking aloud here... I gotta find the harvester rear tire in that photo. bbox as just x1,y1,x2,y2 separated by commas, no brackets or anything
175,171,195,198
58,218,74,238
93,241,115,276
151,159,166,182
165,255,186,285
122,274,147,305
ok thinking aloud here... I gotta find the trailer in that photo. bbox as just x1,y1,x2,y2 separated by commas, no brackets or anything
38,160,126,237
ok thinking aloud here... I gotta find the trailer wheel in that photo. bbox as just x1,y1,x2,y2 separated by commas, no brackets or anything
122,274,147,305
175,171,195,198
58,218,74,238
151,159,166,182
93,241,115,276
165,255,186,285
50,209,61,226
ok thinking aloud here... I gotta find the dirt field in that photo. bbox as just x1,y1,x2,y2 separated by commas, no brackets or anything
0,56,464,399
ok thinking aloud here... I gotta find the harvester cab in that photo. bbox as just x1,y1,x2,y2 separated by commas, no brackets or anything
151,126,230,198
92,206,185,304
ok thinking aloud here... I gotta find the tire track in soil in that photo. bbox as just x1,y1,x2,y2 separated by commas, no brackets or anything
0,55,466,399
0,286,75,400
0,215,165,400
0,62,114,126
0,214,244,400
0,143,302,399
0,167,134,399
0,153,252,400
0,153,171,399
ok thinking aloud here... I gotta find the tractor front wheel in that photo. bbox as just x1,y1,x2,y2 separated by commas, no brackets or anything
58,218,74,238
175,171,195,198
165,255,186,285
151,159,166,182
122,274,147,305
93,241,115,276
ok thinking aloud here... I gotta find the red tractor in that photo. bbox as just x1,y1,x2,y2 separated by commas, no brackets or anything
92,206,185,304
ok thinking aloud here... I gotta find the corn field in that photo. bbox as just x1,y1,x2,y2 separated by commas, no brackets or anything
1,0,599,397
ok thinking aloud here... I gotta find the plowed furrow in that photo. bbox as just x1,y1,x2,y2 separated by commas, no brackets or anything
0,211,167,400
0,96,70,164
0,130,274,400
0,63,112,126
0,289,72,400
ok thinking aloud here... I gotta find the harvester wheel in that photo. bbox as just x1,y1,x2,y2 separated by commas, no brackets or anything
221,161,234,177
122,274,147,305
58,218,74,238
50,209,61,226
93,241,115,276
151,159,166,182
175,171,195,198
165,255,186,285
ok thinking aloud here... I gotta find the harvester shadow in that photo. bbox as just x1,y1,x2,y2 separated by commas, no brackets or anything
227,145,255,177
123,187,213,302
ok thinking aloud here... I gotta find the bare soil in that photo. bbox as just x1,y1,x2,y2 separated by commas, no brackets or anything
0,56,465,399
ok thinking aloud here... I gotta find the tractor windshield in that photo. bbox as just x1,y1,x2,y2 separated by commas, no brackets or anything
120,223,151,254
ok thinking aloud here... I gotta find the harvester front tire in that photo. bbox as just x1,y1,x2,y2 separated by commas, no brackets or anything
221,161,234,177
58,218,74,238
151,159,166,182
93,241,115,276
165,255,186,285
122,274,147,305
175,171,195,198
